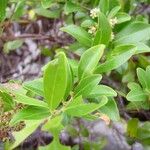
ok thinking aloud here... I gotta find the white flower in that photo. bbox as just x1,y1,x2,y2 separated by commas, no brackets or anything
90,8,100,19
109,17,118,27
133,3,137,7
88,25,97,35
111,32,115,40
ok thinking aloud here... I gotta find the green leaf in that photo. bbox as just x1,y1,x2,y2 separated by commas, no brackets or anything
0,0,8,21
115,22,150,45
99,98,120,121
34,7,60,18
10,120,43,149
23,78,44,97
64,1,81,14
3,40,23,53
41,0,53,9
99,0,109,14
87,85,117,98
0,91,15,111
68,59,78,77
10,106,50,125
136,66,150,91
42,116,63,132
128,82,143,90
64,62,73,100
12,0,25,20
127,101,150,110
44,52,68,109
135,42,150,54
39,138,71,150
137,122,150,145
78,45,105,80
64,96,108,117
93,12,112,46
67,96,83,107
126,82,148,102
138,55,150,69
109,0,120,10
127,118,138,138
119,0,133,12
145,66,150,90
13,93,49,108
42,116,71,150
61,25,92,47
137,68,148,89
74,74,102,98
115,12,131,24
95,45,136,73
81,19,95,28
107,6,121,19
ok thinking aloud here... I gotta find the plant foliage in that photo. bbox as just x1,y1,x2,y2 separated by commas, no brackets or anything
0,0,150,149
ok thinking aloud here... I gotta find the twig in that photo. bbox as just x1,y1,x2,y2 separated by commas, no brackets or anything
0,33,69,46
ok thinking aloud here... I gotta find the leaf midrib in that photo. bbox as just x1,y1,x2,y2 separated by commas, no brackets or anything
50,65,59,108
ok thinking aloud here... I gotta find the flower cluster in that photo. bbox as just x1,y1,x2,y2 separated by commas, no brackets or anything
88,25,97,35
111,32,115,41
90,8,100,19
109,17,118,27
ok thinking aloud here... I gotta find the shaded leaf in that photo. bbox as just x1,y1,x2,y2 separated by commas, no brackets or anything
23,78,44,97
35,7,60,18
61,25,92,47
64,1,81,14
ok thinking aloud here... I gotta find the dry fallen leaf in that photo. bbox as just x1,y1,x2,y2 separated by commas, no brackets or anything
3,83,22,91
100,113,110,125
